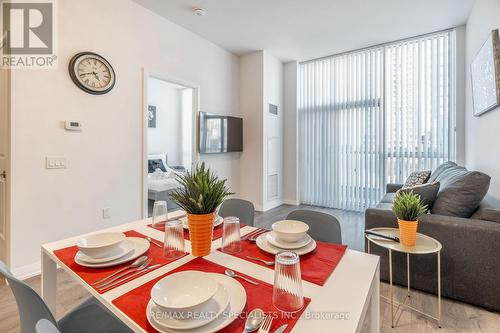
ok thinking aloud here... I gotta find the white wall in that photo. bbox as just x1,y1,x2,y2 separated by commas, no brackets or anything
283,62,299,205
465,0,500,208
147,78,182,165
9,0,240,275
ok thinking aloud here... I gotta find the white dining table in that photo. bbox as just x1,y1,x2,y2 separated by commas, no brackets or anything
41,210,380,333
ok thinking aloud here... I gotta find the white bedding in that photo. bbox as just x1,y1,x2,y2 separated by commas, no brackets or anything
147,169,182,192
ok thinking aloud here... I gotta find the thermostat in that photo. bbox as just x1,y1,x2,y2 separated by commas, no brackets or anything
64,121,82,131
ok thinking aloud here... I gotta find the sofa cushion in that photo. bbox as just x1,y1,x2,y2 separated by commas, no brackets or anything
471,206,500,224
397,182,440,211
431,166,490,217
403,170,431,188
380,193,396,203
428,161,457,183
376,202,394,210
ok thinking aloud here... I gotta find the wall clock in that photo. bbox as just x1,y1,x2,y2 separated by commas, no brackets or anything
69,52,116,95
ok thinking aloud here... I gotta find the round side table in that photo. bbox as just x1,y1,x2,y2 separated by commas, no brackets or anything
365,227,442,328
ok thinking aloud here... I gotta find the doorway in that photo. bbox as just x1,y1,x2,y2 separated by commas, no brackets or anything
142,72,199,218
0,67,10,267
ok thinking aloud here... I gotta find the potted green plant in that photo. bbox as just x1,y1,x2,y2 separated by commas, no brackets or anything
169,162,233,256
392,191,427,246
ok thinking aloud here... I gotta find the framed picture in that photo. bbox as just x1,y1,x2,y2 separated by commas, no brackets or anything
148,105,156,128
471,29,500,116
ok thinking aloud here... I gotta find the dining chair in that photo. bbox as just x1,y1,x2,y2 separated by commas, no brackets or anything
0,261,133,333
218,198,255,226
36,319,60,333
286,209,342,244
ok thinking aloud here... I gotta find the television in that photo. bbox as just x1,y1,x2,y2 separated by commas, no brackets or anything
199,112,243,153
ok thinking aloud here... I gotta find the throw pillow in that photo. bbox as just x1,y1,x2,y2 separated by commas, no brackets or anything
397,182,440,211
431,167,490,218
403,170,431,188
148,159,167,173
428,161,457,183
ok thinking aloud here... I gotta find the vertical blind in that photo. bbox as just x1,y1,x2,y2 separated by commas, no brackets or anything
299,30,456,211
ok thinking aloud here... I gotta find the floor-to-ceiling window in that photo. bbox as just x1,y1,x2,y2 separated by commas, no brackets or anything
299,29,456,211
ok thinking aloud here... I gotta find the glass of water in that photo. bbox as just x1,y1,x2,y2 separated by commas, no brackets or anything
221,216,242,253
163,219,185,259
272,251,304,312
152,201,168,229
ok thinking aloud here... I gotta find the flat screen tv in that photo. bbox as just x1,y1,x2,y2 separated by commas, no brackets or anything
199,112,243,153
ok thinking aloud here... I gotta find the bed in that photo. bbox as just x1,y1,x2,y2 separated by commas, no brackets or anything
147,153,185,213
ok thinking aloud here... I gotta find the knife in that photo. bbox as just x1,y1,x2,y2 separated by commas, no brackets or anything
97,264,162,290
273,324,288,333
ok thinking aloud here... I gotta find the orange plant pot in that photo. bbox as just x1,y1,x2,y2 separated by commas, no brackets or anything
398,219,418,246
187,212,215,256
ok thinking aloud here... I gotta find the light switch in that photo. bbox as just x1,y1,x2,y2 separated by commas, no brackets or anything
46,157,67,169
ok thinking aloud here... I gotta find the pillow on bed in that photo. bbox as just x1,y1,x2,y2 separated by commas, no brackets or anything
148,159,167,173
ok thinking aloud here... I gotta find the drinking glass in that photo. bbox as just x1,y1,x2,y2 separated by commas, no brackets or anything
163,219,185,259
272,251,304,312
152,201,168,229
221,216,242,253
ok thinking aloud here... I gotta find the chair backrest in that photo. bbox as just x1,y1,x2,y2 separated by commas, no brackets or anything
286,210,342,244
218,199,255,226
36,319,61,333
0,261,58,333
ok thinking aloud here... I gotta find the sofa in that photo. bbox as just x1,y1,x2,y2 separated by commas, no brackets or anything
365,162,500,311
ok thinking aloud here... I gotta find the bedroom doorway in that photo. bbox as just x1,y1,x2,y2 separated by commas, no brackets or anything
142,72,199,217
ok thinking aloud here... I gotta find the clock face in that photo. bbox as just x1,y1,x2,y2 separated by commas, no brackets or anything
69,52,115,94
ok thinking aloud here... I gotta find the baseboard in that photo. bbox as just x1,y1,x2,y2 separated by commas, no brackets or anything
12,261,41,280
282,199,300,206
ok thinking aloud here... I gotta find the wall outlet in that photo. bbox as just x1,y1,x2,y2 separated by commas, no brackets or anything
46,157,67,169
102,207,111,219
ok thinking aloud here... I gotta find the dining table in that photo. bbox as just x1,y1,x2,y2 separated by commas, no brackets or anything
41,210,380,333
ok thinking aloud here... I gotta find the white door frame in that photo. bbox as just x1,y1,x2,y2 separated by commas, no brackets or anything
141,69,200,218
0,67,11,266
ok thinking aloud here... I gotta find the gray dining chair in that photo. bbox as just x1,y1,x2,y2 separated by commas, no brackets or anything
36,319,60,333
0,261,133,333
286,209,342,244
218,198,255,226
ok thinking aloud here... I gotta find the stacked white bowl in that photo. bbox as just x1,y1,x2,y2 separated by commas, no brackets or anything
271,220,310,243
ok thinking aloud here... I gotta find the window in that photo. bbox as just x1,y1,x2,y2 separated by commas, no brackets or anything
299,30,456,211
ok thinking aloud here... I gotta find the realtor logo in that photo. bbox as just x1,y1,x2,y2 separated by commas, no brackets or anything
1,0,57,68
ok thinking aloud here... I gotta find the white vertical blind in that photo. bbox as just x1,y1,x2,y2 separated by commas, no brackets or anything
299,30,456,211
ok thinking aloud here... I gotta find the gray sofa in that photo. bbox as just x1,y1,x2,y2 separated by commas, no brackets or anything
365,162,500,311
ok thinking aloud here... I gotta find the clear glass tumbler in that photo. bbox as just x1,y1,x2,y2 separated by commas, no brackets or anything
152,201,168,229
272,251,304,312
221,216,242,253
163,219,185,259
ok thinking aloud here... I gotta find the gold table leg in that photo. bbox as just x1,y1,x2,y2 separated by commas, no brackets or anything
389,249,394,328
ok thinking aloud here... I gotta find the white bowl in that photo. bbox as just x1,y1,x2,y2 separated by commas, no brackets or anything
151,271,218,312
272,220,310,243
76,232,125,258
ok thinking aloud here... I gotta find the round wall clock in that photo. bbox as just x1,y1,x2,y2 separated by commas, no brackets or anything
69,52,116,95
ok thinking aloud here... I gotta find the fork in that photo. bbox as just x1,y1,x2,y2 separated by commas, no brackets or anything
258,315,274,333
243,229,268,242
95,258,152,289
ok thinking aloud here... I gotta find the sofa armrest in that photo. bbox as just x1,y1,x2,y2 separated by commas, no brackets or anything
365,208,397,230
386,183,403,193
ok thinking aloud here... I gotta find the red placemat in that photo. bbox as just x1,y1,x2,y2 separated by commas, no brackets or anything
112,257,310,333
148,222,246,241
53,230,187,293
218,233,347,286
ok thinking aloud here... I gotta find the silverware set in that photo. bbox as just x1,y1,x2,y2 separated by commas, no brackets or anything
243,308,287,333
91,255,158,290
242,228,268,242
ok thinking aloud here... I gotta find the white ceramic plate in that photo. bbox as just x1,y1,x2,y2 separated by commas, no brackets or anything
183,216,223,229
74,237,150,268
75,239,134,263
147,273,246,333
256,233,317,255
148,281,230,330
266,232,312,250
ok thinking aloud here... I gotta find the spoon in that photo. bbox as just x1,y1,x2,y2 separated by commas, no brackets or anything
243,308,265,332
146,237,162,247
91,256,148,285
246,256,275,266
225,269,259,285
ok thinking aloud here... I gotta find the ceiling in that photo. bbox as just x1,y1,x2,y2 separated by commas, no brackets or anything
133,0,475,62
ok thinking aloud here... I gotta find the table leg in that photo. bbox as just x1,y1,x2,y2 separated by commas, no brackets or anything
389,249,394,328
407,253,410,297
438,251,441,328
41,250,57,315
369,262,380,333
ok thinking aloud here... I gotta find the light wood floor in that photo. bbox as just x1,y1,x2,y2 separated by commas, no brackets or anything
1,204,499,333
